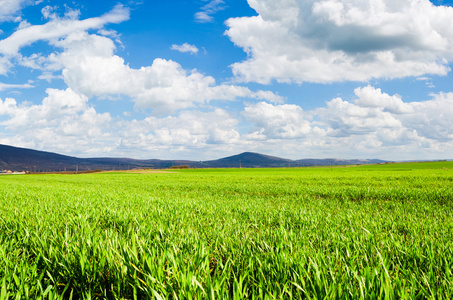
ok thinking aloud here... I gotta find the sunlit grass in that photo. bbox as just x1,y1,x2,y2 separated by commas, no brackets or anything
1,163,452,299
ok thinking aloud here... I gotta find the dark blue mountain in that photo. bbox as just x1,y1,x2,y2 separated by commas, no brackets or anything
0,144,386,172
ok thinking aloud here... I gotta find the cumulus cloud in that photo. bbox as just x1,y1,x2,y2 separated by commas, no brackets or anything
0,88,108,129
226,0,453,84
122,109,241,149
243,102,313,138
171,43,199,54
195,0,225,23
1,84,452,160
239,85,453,159
319,96,404,137
353,86,413,114
403,92,453,140
317,86,453,146
0,90,245,158
50,32,281,113
0,88,113,155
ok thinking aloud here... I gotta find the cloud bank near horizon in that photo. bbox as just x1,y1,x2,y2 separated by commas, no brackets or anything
1,85,452,160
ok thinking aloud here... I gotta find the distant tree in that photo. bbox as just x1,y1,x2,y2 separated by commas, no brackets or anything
170,165,190,169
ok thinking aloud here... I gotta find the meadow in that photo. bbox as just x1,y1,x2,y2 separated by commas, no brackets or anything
1,162,453,299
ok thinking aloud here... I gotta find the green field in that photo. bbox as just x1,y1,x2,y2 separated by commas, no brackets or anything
1,162,453,299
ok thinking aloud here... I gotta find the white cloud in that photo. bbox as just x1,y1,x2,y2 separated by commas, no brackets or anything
116,109,247,160
50,32,281,113
0,88,113,155
37,72,62,83
318,96,404,137
0,82,33,91
0,56,11,74
404,92,453,140
243,102,313,138
122,109,240,148
171,43,199,54
316,86,453,146
226,0,453,84
353,86,413,114
0,90,244,158
41,6,57,20
0,4,130,57
18,53,47,70
249,90,285,104
195,0,225,23
239,86,453,159
1,85,452,160
0,88,98,128
97,29,123,46
40,5,81,21
17,19,31,29
0,0,29,22
0,4,130,76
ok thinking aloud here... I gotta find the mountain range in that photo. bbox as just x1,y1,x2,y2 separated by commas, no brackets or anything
0,144,387,172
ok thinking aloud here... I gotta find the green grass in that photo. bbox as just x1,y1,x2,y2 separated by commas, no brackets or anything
1,163,453,299
356,161,453,170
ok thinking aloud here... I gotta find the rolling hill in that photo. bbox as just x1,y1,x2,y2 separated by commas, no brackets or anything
0,144,387,172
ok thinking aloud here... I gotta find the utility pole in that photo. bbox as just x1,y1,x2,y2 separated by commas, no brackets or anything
239,159,241,168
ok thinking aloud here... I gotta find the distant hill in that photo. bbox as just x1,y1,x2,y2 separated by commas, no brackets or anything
0,144,387,172
295,158,387,166
0,144,80,172
203,152,293,168
0,144,156,172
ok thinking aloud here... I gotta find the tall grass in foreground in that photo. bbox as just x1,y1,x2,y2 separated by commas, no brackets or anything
1,165,453,299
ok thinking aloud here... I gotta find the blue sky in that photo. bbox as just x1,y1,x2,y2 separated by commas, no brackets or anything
1,0,453,160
